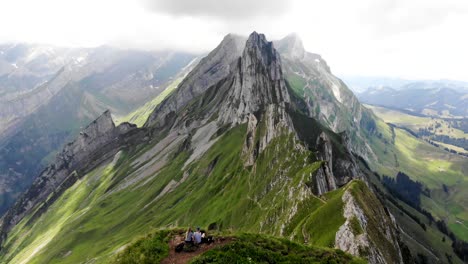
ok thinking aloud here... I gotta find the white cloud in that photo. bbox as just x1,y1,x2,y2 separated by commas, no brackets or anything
0,0,466,81
142,0,291,19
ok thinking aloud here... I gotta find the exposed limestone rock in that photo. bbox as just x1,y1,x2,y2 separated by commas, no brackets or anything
335,188,403,264
314,164,336,195
214,32,295,166
218,32,290,125
312,131,360,195
145,34,246,129
242,113,258,166
183,121,220,168
335,190,378,260
314,132,337,194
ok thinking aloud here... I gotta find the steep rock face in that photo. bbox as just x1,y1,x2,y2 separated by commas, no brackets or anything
0,111,146,240
219,32,290,124
310,132,359,195
314,133,337,194
215,32,294,165
144,34,246,129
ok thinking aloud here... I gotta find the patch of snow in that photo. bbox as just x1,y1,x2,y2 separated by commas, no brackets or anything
11,63,18,69
315,58,320,63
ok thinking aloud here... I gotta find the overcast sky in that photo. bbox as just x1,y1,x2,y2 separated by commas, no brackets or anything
1,0,467,81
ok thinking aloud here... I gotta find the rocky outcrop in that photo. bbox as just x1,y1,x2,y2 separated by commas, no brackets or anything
314,133,337,194
218,32,290,125
335,185,403,264
0,110,146,243
311,132,358,195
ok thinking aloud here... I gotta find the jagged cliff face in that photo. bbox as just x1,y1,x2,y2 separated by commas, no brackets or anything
218,33,290,124
0,32,403,264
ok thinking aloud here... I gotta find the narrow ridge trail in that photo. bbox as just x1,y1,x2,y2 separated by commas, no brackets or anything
161,235,234,264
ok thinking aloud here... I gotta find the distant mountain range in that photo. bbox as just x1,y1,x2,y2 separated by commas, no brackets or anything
357,83,468,117
341,76,468,93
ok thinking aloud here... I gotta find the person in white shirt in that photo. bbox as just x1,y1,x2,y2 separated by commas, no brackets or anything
193,227,202,244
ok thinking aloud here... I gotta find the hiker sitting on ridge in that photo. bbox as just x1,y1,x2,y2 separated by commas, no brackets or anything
193,227,202,244
185,227,194,244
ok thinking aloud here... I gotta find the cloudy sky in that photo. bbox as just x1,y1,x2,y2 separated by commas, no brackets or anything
1,0,467,81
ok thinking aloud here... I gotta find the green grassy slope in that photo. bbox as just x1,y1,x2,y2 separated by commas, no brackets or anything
191,233,365,264
113,231,365,264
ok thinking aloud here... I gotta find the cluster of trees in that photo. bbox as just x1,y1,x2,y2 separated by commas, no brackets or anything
373,173,428,231
382,172,425,208
432,135,468,150
436,220,468,261
379,171,468,262
417,128,468,157
448,119,468,133
452,240,468,262
435,219,456,241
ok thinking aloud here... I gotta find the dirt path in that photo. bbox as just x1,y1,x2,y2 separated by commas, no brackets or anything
161,235,234,264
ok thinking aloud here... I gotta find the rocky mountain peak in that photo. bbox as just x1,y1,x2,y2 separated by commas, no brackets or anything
275,33,306,60
218,31,290,124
